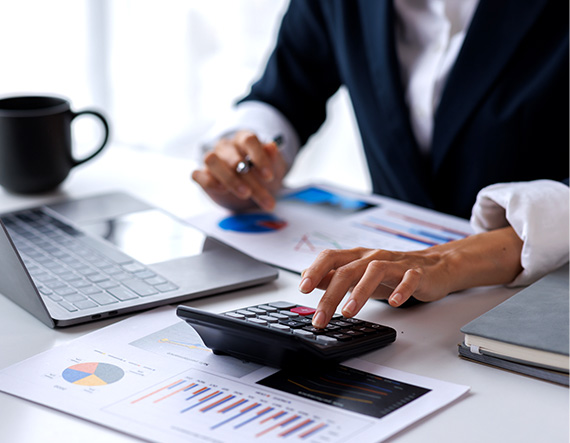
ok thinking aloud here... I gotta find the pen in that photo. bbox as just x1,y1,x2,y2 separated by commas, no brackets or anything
235,135,283,175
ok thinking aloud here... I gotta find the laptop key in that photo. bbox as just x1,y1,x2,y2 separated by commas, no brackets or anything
89,292,119,305
144,276,167,286
54,287,79,297
122,262,146,273
107,286,139,301
58,300,78,312
154,282,179,293
87,273,110,283
122,279,158,297
63,293,87,303
79,235,134,265
73,299,99,310
98,280,120,290
80,285,103,295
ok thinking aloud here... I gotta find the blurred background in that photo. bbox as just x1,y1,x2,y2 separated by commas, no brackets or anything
0,0,370,192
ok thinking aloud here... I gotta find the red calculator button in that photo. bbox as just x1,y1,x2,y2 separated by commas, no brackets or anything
291,306,316,316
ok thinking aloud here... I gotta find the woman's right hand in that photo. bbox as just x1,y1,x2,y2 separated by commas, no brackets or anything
191,131,287,211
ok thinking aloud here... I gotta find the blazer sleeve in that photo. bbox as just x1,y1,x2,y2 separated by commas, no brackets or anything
470,180,570,287
238,0,342,145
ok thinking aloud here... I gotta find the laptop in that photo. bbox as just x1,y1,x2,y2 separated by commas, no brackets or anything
0,192,278,327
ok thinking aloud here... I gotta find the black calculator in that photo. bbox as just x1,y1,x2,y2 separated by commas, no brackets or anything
176,301,396,368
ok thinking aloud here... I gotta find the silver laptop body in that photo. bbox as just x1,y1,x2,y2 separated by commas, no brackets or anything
0,192,278,327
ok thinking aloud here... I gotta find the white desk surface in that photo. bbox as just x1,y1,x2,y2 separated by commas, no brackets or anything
0,144,568,443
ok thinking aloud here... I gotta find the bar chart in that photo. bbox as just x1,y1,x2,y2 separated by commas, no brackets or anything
104,369,374,442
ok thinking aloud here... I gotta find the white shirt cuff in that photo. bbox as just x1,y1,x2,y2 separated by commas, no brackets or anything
197,100,300,168
470,180,569,287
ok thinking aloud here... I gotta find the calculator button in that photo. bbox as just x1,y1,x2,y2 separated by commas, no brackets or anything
326,332,354,342
270,323,291,332
343,330,365,338
353,326,379,334
268,313,289,320
340,317,364,325
296,317,313,325
324,324,341,331
316,335,338,344
257,305,278,313
363,322,388,330
290,306,316,316
247,307,266,315
279,310,299,318
236,310,256,318
280,319,306,328
247,318,267,325
258,315,278,323
329,320,352,327
269,301,297,309
293,329,315,338
302,326,327,335
225,312,245,320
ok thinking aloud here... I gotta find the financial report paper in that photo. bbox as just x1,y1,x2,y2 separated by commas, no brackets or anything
189,184,474,273
0,307,469,443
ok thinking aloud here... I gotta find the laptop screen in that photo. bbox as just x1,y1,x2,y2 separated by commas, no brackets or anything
79,209,207,265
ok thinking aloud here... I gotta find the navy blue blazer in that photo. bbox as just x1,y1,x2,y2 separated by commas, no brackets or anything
241,0,569,218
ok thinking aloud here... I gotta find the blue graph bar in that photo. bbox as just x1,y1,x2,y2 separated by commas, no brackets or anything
185,387,210,401
167,380,186,390
201,395,235,413
220,398,248,414
212,403,261,430
180,391,222,413
300,423,328,439
234,407,274,429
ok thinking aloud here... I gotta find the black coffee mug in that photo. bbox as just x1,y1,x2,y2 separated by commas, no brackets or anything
0,95,110,194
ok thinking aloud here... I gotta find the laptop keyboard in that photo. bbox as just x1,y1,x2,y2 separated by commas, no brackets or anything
1,209,179,313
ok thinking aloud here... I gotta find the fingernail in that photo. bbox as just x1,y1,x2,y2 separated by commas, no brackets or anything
237,185,250,198
390,293,402,306
312,310,326,328
261,167,273,181
260,197,274,211
299,277,312,293
342,299,357,317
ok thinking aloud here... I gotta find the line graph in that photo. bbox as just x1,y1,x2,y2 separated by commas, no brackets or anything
257,365,430,419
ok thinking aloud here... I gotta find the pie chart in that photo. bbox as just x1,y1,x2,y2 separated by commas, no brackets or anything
62,362,125,386
218,213,287,233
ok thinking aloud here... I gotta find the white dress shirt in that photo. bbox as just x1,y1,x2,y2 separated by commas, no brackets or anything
199,0,569,286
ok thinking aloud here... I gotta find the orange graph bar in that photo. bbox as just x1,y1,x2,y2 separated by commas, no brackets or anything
192,386,209,395
130,379,184,404
260,410,285,424
278,418,312,437
153,383,196,403
256,406,272,415
240,402,259,413
199,390,221,402
199,394,233,412
256,414,299,438
299,422,327,438
218,398,246,413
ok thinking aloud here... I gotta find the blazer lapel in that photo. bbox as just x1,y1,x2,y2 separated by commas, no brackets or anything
432,0,550,173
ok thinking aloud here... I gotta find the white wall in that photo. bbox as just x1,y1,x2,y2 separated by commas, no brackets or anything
0,0,370,193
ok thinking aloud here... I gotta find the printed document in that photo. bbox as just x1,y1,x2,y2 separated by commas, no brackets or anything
189,184,473,273
0,307,469,443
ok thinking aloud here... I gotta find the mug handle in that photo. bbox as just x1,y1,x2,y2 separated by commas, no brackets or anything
70,109,110,166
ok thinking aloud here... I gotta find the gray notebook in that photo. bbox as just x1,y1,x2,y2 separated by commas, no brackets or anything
459,265,569,382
